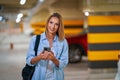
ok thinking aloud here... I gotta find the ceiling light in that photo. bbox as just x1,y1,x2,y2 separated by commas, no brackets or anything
0,16,8,22
20,0,26,5
16,18,21,23
84,12,89,16
39,0,44,2
16,13,23,23
17,13,23,18
0,16,3,21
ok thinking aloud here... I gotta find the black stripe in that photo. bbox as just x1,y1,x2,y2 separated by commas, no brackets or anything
88,43,120,50
88,60,117,68
88,26,120,33
64,26,83,28
89,12,120,15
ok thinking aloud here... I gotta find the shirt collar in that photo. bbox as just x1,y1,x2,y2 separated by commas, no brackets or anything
41,32,58,41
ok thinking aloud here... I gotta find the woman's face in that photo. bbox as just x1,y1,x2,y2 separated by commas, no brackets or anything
47,17,59,34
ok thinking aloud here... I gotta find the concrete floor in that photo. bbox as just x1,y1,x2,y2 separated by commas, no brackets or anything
0,34,117,80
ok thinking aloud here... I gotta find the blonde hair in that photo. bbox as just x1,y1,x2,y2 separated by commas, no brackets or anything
45,12,65,41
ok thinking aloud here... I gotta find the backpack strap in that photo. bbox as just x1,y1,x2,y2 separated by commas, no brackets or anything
34,35,41,56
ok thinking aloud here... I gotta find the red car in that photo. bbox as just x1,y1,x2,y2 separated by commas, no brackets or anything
66,31,87,63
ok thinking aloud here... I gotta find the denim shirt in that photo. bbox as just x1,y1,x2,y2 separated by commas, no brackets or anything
26,32,69,80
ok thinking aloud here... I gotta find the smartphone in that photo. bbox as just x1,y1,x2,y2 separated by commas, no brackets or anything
44,47,51,52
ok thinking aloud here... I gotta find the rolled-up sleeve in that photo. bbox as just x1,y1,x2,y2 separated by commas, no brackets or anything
55,39,69,69
26,35,36,66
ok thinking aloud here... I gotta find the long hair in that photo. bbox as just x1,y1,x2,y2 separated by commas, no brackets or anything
45,12,65,41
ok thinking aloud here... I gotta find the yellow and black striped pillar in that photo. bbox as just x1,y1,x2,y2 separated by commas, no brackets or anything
88,15,120,68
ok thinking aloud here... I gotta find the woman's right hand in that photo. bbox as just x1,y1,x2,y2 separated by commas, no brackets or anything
37,51,45,60
30,51,44,64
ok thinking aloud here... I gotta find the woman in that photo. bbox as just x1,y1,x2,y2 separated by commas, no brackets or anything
26,13,69,80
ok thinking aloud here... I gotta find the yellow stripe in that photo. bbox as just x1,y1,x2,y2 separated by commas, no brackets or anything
32,27,82,36
88,50,120,61
88,33,120,43
65,28,82,34
63,20,83,26
88,16,120,26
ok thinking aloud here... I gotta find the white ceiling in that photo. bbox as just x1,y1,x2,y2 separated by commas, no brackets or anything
0,0,120,23
0,0,57,22
0,0,38,21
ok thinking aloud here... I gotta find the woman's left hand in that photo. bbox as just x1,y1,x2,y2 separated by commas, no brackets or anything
44,51,59,66
48,51,59,67
47,51,55,61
